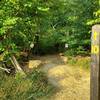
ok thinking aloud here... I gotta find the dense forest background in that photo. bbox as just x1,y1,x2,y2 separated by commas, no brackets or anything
0,0,100,58
0,0,100,100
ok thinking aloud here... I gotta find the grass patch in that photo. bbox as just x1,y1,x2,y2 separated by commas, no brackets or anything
0,69,55,100
67,56,90,70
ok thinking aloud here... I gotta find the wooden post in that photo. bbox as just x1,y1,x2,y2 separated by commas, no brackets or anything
91,25,100,100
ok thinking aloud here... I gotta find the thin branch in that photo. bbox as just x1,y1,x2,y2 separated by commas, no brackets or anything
0,66,10,73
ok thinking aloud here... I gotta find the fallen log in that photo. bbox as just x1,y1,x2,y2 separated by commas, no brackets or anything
10,56,26,75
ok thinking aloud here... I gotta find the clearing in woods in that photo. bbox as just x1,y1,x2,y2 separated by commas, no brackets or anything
31,55,90,100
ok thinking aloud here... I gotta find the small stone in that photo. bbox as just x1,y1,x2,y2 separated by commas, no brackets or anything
28,60,41,69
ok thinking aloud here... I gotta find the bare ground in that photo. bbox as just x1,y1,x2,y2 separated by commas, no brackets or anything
30,55,90,100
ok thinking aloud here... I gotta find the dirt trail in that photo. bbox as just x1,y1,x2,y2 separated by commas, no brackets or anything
32,55,90,100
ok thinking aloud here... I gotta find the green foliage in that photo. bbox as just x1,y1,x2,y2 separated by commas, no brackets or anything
0,0,52,58
87,0,100,25
38,32,65,54
0,69,55,100
0,0,99,57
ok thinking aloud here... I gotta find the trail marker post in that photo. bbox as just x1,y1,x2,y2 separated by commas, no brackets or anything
91,25,100,100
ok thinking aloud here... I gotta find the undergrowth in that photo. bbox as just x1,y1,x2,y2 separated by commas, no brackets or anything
67,56,90,70
0,69,55,100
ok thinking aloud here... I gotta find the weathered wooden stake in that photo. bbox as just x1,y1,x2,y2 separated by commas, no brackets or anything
91,25,100,100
